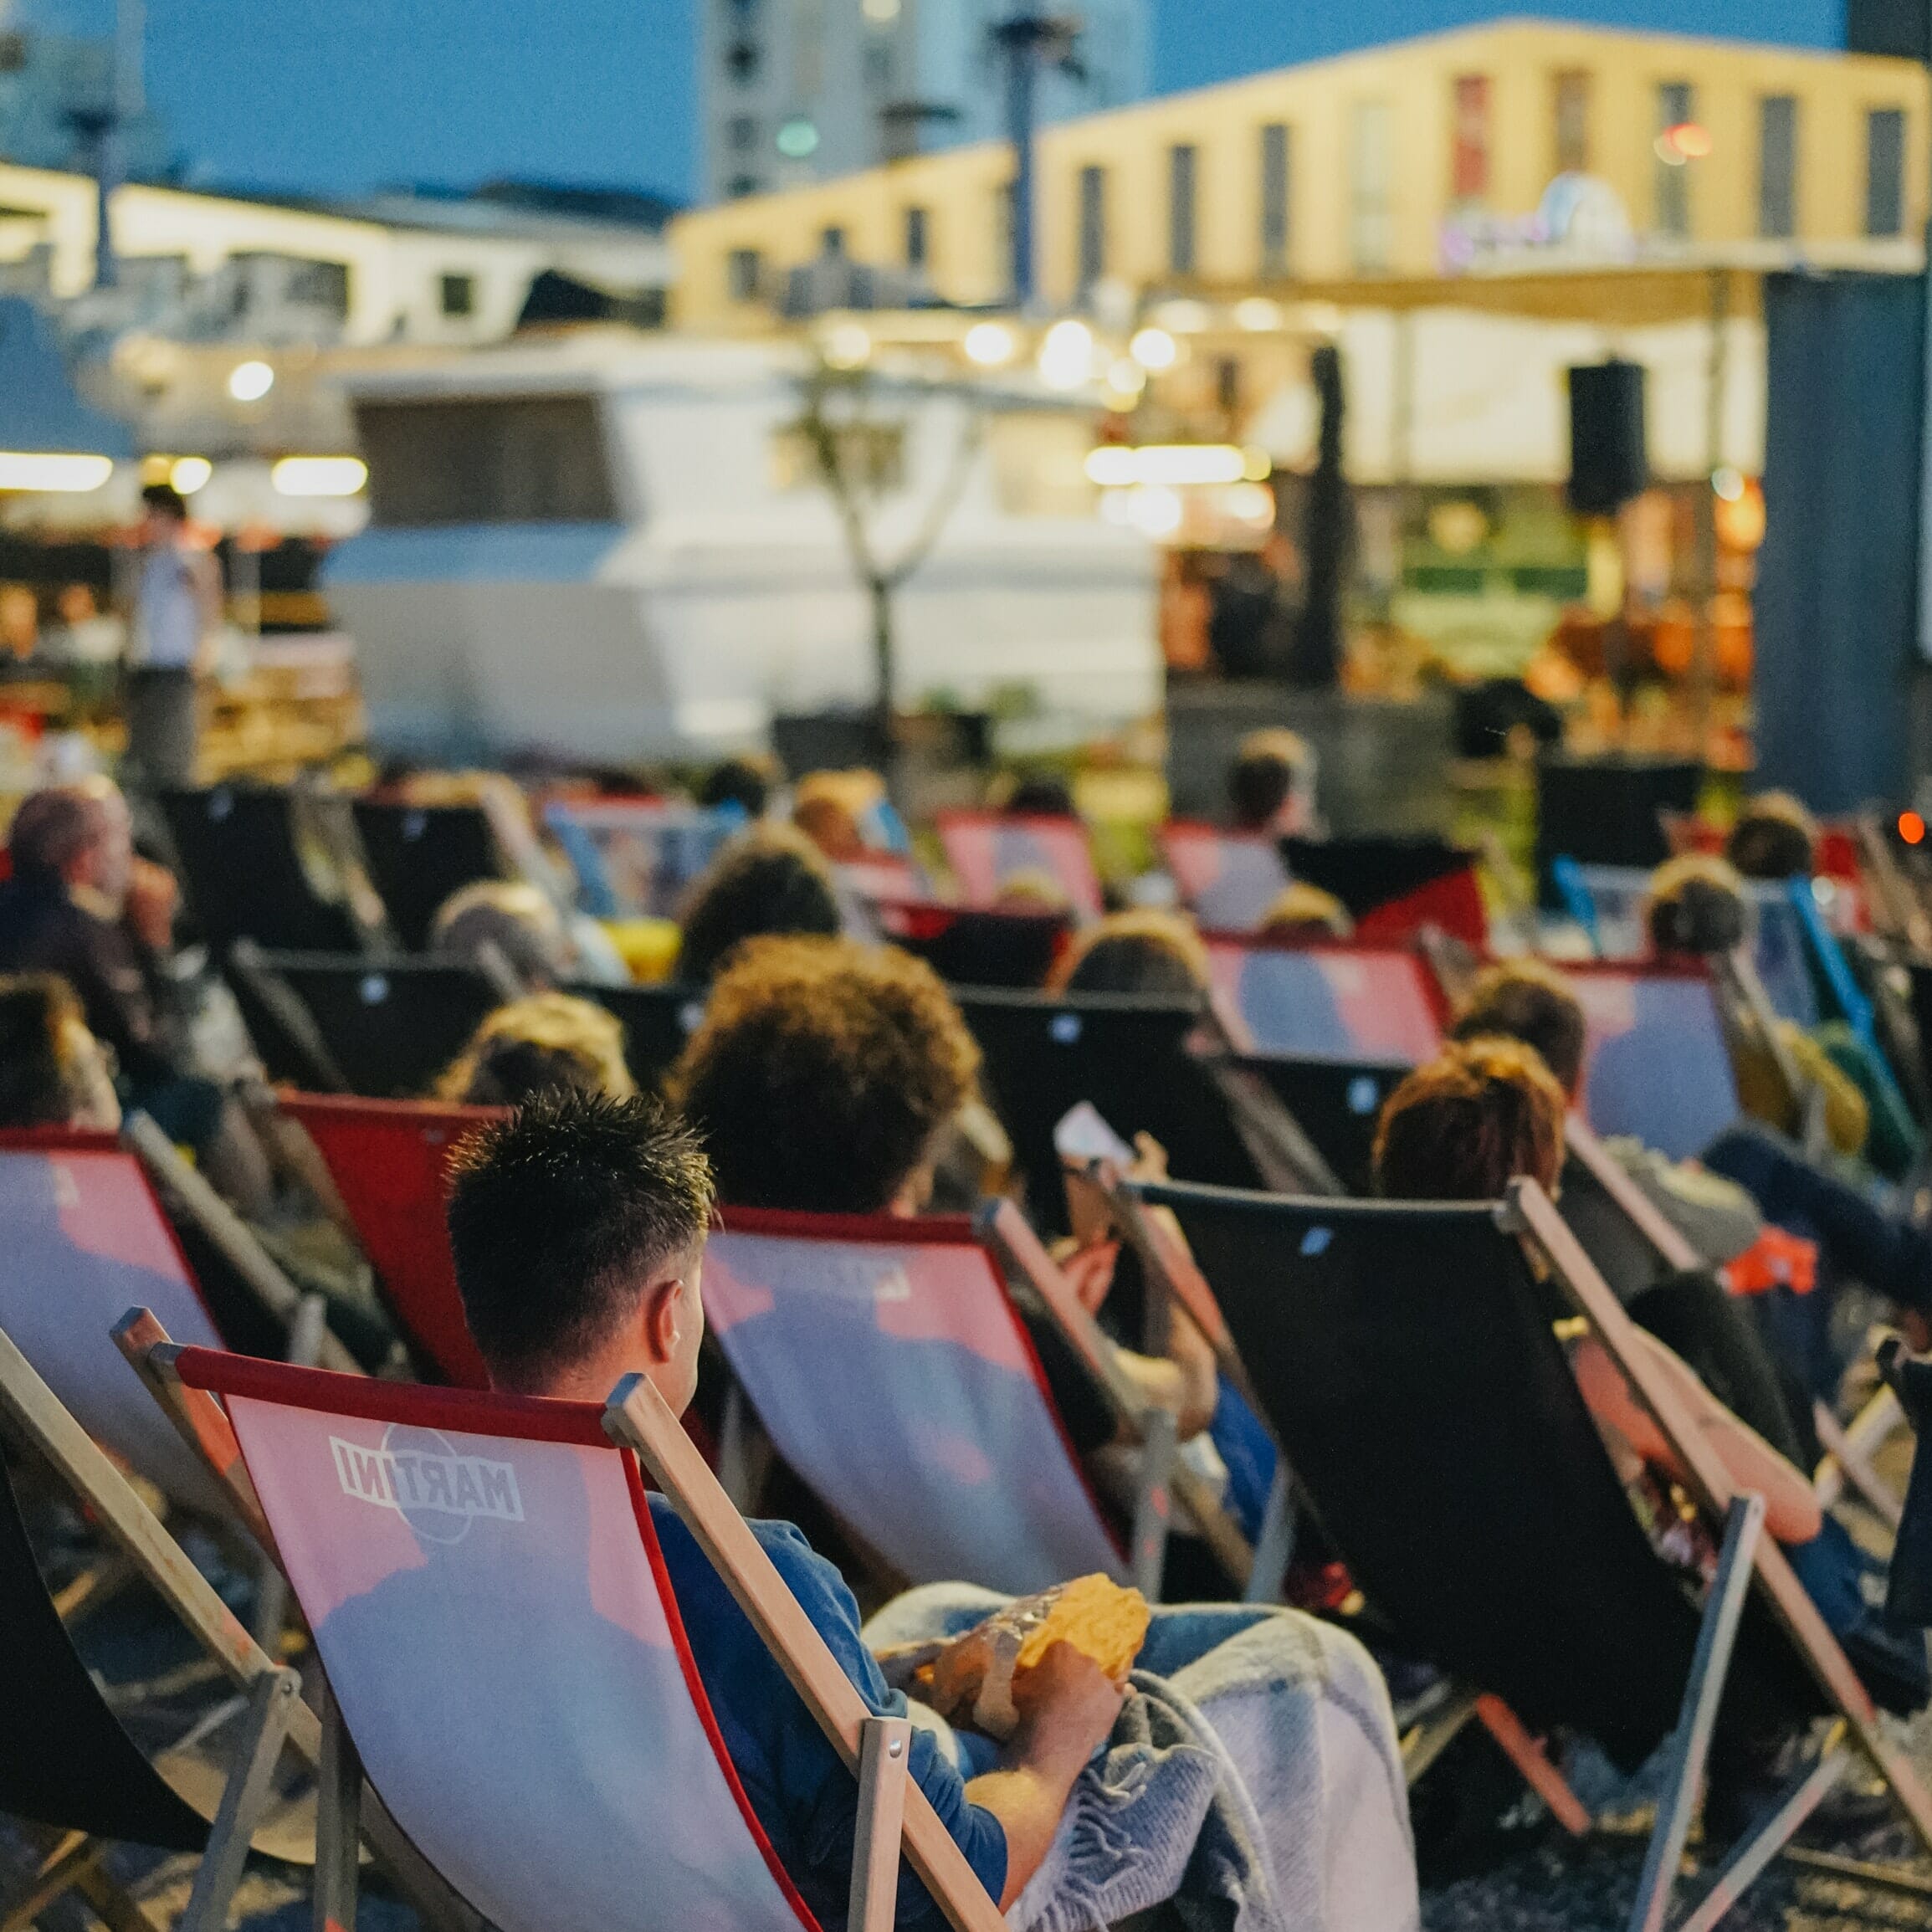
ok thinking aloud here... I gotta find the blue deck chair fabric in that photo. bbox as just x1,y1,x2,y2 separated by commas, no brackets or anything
705,1209,1125,1594
1204,940,1444,1066
1161,823,1291,934
1568,966,1740,1161
936,812,1104,920
544,800,742,920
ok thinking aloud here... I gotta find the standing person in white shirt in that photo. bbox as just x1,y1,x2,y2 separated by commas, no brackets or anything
126,484,220,791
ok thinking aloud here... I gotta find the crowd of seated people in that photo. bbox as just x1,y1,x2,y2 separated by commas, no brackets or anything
14,737,1932,1924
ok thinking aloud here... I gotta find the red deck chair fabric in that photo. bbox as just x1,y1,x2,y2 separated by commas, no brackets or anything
0,1137,225,1506
1350,866,1487,948
705,1207,1125,1593
171,1352,822,1932
281,1094,501,1390
1205,938,1447,1065
935,811,1104,920
1159,823,1289,933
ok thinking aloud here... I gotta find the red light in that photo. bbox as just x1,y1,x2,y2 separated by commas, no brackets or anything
1900,811,1926,846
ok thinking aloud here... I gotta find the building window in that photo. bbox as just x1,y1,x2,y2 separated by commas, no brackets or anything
1868,106,1906,236
725,38,760,81
438,272,474,318
1168,143,1197,278
1351,100,1391,272
821,225,846,257
1553,68,1590,174
728,249,763,301
728,115,759,151
1451,74,1491,203
1078,164,1106,290
904,205,929,269
1655,79,1694,238
1259,122,1290,276
728,174,762,198
1758,95,1797,239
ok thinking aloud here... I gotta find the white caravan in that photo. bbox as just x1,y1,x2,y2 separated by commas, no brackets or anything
320,331,1160,761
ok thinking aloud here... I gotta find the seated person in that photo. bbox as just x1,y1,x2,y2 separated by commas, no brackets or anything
1046,910,1210,1002
1726,791,1819,883
430,880,577,993
1227,727,1320,838
1373,1038,1927,1719
697,751,780,821
437,992,637,1109
447,1089,1419,1928
999,772,1078,819
1257,882,1354,943
792,769,886,867
0,972,121,1130
0,780,270,1207
1451,956,1932,1406
675,824,842,986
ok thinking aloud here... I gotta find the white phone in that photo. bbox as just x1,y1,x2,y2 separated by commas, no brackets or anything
1053,1100,1136,1168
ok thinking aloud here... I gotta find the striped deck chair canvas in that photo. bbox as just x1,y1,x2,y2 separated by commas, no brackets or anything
1567,963,1740,1161
543,798,741,920
170,1358,833,1932
281,1094,501,1389
1206,939,1446,1065
0,1136,224,1507
705,1208,1125,1593
1159,823,1289,933
935,811,1104,920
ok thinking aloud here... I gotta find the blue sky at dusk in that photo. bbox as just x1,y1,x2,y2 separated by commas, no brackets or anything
33,0,1845,202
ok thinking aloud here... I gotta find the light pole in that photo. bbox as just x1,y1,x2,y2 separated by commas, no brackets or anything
990,10,1079,310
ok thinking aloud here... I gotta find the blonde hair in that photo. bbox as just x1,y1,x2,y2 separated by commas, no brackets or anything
1047,909,1210,998
1257,882,1353,941
437,993,637,1106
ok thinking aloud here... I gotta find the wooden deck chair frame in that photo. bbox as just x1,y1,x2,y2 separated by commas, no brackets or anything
1564,1116,1906,1532
0,1322,310,1932
120,1316,1005,1932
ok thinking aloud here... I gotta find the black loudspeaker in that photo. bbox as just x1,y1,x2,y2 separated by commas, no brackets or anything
1567,361,1648,515
1847,0,1929,61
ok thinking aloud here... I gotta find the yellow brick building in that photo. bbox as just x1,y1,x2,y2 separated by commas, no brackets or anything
672,18,1929,325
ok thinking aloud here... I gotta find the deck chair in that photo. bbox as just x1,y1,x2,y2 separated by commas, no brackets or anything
935,810,1104,920
1882,1339,1932,1629
236,952,500,1099
1234,1055,1413,1196
279,1094,500,1389
1551,858,1653,959
1204,935,1446,1063
956,987,1323,1234
872,900,1068,989
0,1325,316,1932
351,801,504,953
158,786,375,956
704,1201,1251,1598
570,981,707,1092
543,797,740,920
1280,833,1487,949
1126,1171,1932,1929
126,1333,1007,1932
1566,961,1741,1162
1158,823,1289,933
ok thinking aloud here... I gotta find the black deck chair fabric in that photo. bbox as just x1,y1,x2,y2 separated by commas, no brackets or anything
879,905,1068,989
0,1451,207,1849
1235,1055,1410,1195
158,787,364,954
955,990,1268,1235
351,800,504,952
1279,834,1473,920
248,953,500,1099
1137,1181,1818,1765
572,981,706,1092
1885,1344,1932,1627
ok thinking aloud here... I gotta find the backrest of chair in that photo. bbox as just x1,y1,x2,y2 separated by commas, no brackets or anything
572,982,707,1093
544,799,740,920
160,786,362,954
1281,835,1488,947
1237,1057,1412,1195
1206,939,1445,1064
351,801,503,953
1566,963,1740,1161
281,1095,498,1388
261,954,500,1099
1138,1181,1703,1757
1748,883,1822,1027
1560,862,1653,958
0,1448,210,1850
1159,823,1289,932
177,1355,817,1932
706,1209,1123,1594
935,812,1104,919
956,988,1264,1232
874,900,1068,989
0,1147,224,1504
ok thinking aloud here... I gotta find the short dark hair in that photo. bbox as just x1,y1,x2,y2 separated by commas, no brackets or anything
677,824,842,984
444,1089,715,1391
1227,729,1312,831
697,753,779,819
1373,1038,1566,1202
1725,792,1818,882
141,482,188,521
670,935,979,1212
1003,773,1076,818
1450,959,1587,1094
0,974,89,1128
1648,853,1749,956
